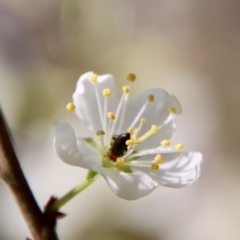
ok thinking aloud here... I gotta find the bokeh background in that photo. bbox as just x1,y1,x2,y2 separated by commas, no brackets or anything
0,0,240,239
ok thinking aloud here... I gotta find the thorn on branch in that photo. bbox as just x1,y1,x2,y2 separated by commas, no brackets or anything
44,196,66,226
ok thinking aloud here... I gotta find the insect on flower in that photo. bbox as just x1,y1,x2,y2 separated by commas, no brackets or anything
108,133,131,161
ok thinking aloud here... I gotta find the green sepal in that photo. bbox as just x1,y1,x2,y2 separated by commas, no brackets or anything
86,170,100,181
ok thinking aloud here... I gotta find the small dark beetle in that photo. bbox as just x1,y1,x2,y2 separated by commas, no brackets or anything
108,133,130,161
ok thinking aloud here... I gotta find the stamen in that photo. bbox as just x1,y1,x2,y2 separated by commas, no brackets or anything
132,118,146,137
175,143,184,150
140,118,146,123
89,74,98,83
93,84,104,130
131,136,138,141
127,73,136,82
96,130,105,149
96,130,105,136
106,113,115,150
107,112,115,120
103,88,111,96
122,86,129,94
129,95,154,129
66,102,75,112
137,125,158,143
168,107,177,114
150,163,159,170
111,73,132,136
110,92,125,136
154,154,163,163
133,128,139,133
116,157,125,165
117,88,129,134
126,119,146,155
161,139,170,146
124,162,151,167
127,127,133,133
103,88,111,146
148,94,154,102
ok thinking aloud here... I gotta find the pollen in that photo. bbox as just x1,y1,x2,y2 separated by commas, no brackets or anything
131,136,138,141
126,139,135,146
127,73,136,82
103,88,111,96
116,157,125,164
175,143,184,151
89,73,98,83
122,86,129,93
96,130,105,136
66,102,75,112
107,112,115,120
150,163,159,170
161,139,170,146
148,94,154,102
127,127,133,133
133,128,139,133
154,154,163,163
168,107,177,114
140,118,146,123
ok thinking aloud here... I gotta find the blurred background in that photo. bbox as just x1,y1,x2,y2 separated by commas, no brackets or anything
0,0,240,239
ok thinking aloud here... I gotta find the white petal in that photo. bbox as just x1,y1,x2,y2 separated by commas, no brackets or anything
100,168,158,200
54,122,102,171
130,152,202,188
73,72,120,135
121,89,182,151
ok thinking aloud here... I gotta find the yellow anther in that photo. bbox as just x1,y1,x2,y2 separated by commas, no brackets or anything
131,136,138,141
154,154,163,163
150,163,159,170
122,86,129,94
161,139,170,147
96,130,105,136
66,102,75,112
175,143,184,151
126,139,135,146
127,127,133,133
148,94,154,102
89,74,98,83
103,88,111,96
140,118,146,123
127,73,136,82
133,128,139,133
107,112,115,120
169,107,177,114
137,125,158,143
151,125,158,134
116,157,125,164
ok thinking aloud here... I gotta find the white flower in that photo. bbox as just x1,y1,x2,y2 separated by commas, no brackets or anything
54,72,202,200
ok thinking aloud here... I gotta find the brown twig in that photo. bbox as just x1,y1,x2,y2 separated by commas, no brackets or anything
0,108,58,240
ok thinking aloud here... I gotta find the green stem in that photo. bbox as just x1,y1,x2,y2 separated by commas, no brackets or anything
51,171,100,211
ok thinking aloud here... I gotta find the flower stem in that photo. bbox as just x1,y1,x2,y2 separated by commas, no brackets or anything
51,171,100,211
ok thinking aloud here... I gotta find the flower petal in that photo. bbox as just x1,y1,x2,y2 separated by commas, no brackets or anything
54,122,101,171
121,88,182,150
73,72,120,135
130,152,202,188
100,168,158,200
